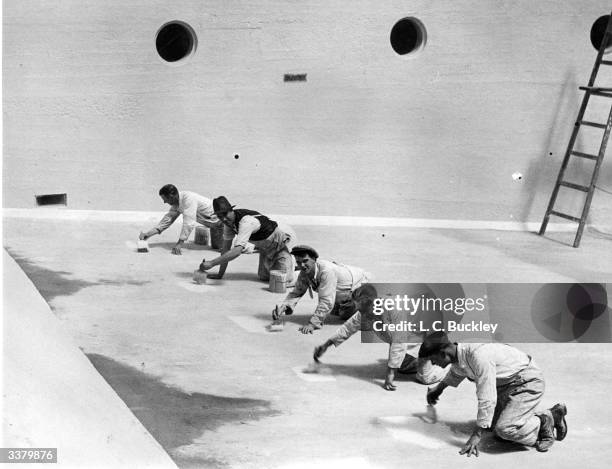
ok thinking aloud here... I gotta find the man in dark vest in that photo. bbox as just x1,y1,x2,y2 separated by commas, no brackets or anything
198,196,297,282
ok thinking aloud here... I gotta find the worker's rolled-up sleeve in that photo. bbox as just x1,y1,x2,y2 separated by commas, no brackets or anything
309,270,337,328
281,273,308,311
233,217,260,250
329,312,361,346
472,359,498,428
155,208,180,233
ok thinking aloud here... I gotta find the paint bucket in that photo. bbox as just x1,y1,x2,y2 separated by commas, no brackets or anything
210,224,224,250
194,226,209,245
269,270,287,293
193,270,207,284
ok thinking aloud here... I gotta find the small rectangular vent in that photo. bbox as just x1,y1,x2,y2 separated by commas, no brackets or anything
35,193,67,206
284,73,307,82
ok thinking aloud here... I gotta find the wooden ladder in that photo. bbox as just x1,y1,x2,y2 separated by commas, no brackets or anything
539,13,612,247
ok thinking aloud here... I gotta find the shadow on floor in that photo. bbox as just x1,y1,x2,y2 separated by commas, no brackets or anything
438,419,528,454
322,359,389,385
437,228,609,279
87,354,280,468
5,248,150,302
224,272,267,282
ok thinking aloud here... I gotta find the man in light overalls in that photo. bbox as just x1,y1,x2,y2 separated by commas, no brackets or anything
420,332,568,456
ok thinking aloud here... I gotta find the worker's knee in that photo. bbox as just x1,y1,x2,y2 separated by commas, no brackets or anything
494,422,520,441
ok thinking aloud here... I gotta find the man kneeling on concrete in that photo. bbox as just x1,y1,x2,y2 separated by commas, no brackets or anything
313,284,448,389
198,196,296,281
139,184,220,255
273,245,369,334
420,332,567,456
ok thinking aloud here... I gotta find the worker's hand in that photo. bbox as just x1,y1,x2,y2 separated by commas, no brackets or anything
383,367,397,391
272,305,286,320
383,379,397,391
200,261,214,271
426,385,444,405
171,245,182,255
299,324,316,334
459,434,481,457
140,230,156,240
313,342,331,362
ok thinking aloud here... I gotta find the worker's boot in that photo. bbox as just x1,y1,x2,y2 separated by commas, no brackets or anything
550,403,568,441
535,412,555,452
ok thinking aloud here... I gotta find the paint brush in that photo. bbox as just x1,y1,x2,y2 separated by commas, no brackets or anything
269,305,284,331
424,404,437,424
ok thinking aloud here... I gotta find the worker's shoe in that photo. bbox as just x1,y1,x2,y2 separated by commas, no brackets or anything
535,412,555,452
550,403,568,441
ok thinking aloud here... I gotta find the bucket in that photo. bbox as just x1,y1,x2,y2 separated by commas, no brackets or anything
269,270,287,293
194,226,209,245
210,224,224,250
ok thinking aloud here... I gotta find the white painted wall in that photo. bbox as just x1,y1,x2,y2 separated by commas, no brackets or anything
3,0,612,222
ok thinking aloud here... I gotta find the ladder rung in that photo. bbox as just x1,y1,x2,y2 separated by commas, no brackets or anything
549,211,581,223
559,181,590,192
601,60,612,65
579,86,612,97
570,150,599,160
579,86,612,91
578,120,607,129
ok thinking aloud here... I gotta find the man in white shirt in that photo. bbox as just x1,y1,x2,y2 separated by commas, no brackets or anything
139,184,220,255
198,196,297,282
313,284,448,389
420,332,568,456
274,245,369,334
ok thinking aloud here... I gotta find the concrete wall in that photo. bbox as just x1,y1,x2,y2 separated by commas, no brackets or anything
3,0,612,221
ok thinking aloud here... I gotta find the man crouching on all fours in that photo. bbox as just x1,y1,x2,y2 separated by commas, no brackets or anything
419,332,567,457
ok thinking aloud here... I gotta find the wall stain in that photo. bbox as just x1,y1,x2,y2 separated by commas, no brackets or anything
87,354,279,468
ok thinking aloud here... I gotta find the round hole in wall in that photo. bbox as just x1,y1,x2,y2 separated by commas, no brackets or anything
390,17,427,56
590,15,611,51
156,21,197,63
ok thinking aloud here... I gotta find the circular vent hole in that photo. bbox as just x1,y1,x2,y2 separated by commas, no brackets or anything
390,17,427,56
156,21,197,63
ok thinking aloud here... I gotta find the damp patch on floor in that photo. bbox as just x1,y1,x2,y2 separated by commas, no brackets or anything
375,415,453,449
176,280,216,293
291,365,336,382
227,315,270,334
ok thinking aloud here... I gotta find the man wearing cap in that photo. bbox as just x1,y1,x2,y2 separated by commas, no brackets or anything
198,196,296,282
419,332,568,456
139,184,220,255
274,245,369,334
